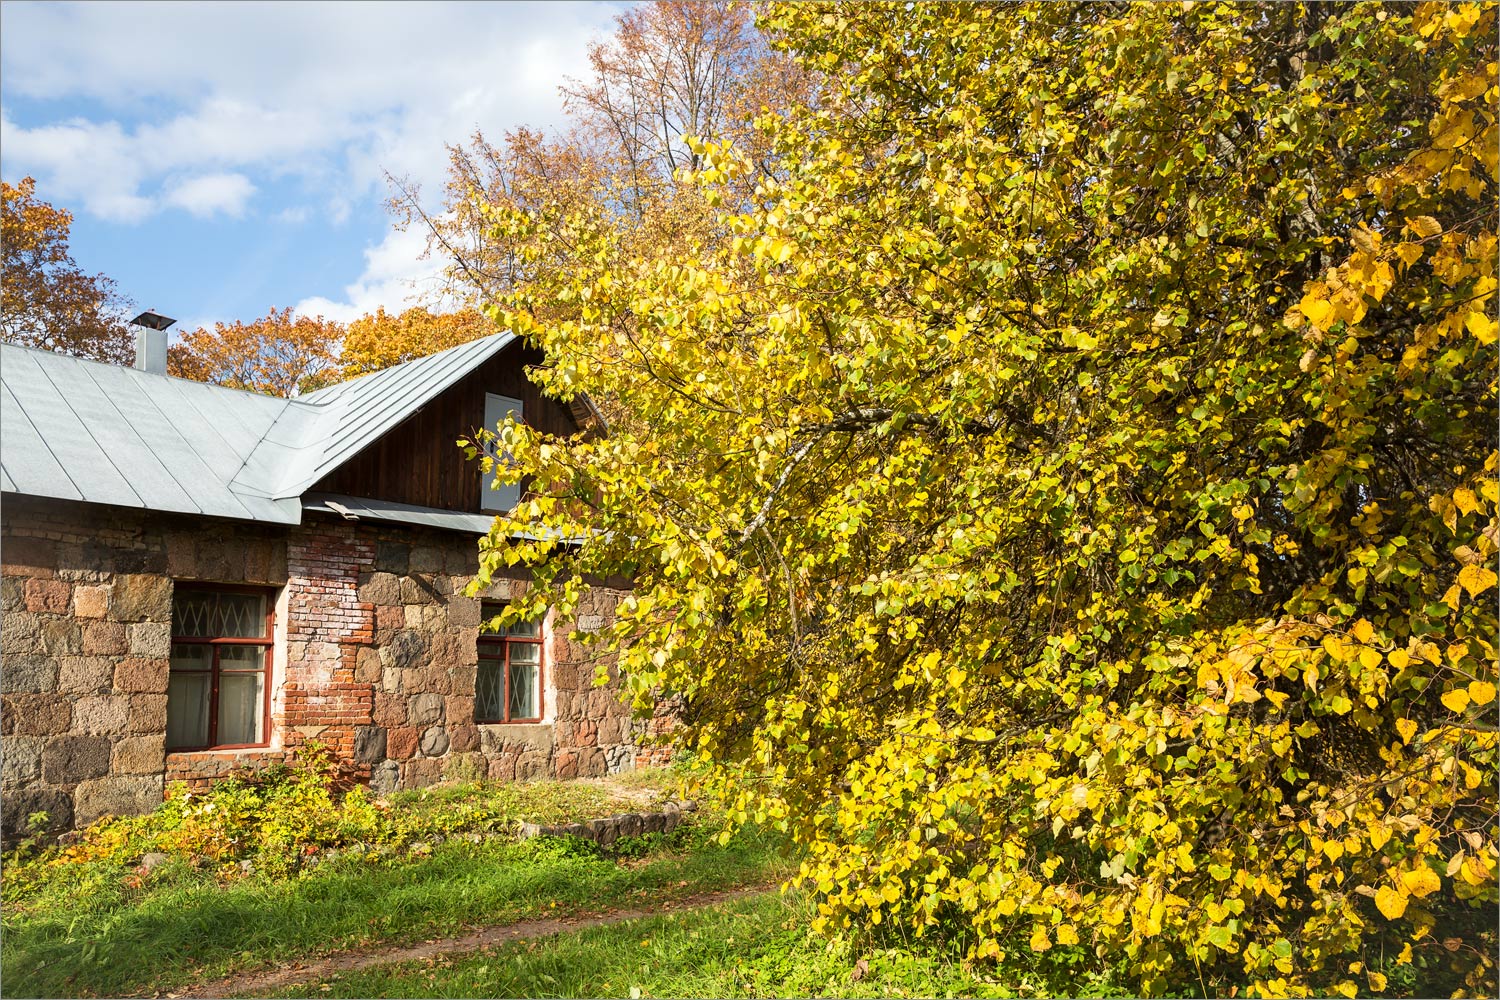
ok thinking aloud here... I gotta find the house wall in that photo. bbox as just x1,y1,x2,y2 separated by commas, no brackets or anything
311,342,581,512
0,495,649,837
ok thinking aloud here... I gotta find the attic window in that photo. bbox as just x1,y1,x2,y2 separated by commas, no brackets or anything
480,393,524,513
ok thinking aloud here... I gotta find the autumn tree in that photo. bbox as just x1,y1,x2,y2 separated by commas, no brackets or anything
476,3,1498,996
340,305,493,377
1,177,134,364
393,1,804,309
168,308,343,396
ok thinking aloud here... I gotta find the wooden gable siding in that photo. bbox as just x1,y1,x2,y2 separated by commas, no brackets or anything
311,342,577,512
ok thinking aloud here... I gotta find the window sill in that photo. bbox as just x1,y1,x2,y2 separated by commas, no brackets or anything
476,721,553,751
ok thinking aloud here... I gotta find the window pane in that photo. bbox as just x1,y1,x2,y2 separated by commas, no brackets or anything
507,619,539,638
217,671,264,745
508,660,539,720
508,641,540,664
170,643,213,671
172,590,268,639
476,658,505,721
218,645,264,669
172,591,217,638
215,593,268,638
166,673,211,748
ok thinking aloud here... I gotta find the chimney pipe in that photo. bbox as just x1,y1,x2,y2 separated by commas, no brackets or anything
129,311,175,375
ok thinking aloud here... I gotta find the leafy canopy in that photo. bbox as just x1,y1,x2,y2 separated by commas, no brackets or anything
478,3,1498,996
1,177,134,364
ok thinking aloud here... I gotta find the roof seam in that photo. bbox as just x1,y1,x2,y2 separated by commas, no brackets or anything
28,352,147,509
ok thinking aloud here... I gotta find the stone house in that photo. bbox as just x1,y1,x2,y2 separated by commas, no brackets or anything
0,330,664,836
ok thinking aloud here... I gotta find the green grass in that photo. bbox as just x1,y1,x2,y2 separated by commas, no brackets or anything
2,823,789,999
253,890,1129,999
0,760,786,1000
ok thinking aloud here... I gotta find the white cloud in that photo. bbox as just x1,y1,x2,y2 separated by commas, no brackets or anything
0,3,616,219
293,223,450,323
163,173,256,218
0,1,621,318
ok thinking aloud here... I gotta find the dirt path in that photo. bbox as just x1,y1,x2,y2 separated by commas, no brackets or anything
168,884,772,999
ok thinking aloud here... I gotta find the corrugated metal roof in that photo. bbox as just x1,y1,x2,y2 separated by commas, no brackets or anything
0,332,520,526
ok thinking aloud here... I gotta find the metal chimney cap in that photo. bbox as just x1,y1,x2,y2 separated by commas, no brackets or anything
130,310,176,331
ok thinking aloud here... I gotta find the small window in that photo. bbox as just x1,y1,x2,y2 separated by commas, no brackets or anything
475,602,543,723
480,393,524,512
167,585,274,750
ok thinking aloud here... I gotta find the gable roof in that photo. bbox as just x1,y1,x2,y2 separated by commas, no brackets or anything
0,332,520,525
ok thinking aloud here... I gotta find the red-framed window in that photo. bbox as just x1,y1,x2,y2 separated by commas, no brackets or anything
475,602,543,723
166,585,275,751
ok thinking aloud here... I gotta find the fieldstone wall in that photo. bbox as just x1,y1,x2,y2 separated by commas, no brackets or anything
1,495,286,836
2,496,664,835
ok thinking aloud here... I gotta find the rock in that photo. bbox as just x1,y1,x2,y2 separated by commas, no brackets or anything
1,736,43,784
112,735,167,775
1,788,73,838
1,654,58,693
408,691,444,727
127,622,171,657
383,631,427,670
57,656,114,694
353,725,387,763
42,735,111,783
239,859,254,875
420,726,450,758
70,694,131,735
110,575,172,622
369,759,400,795
139,851,170,873
376,541,410,575
517,822,542,840
74,775,162,826
358,571,401,606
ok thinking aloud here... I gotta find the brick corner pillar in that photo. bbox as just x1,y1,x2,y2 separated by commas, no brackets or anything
284,525,377,778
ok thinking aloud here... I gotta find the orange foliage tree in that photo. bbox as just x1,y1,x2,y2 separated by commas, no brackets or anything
340,306,492,377
1,177,134,364
167,308,343,397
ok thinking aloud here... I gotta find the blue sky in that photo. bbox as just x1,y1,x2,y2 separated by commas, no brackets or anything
1,1,623,334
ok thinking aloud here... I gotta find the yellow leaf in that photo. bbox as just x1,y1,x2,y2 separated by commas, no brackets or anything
1396,718,1418,743
1452,487,1479,515
1409,215,1443,238
1466,311,1499,345
1457,563,1497,597
1352,619,1374,644
1056,923,1080,946
1374,885,1408,919
1401,865,1441,898
1301,296,1334,330
1029,924,1052,952
1368,971,1387,991
1359,647,1383,670
1468,681,1496,705
1441,688,1470,713
1395,243,1425,267
1368,821,1392,851
1324,840,1345,862
1388,649,1411,670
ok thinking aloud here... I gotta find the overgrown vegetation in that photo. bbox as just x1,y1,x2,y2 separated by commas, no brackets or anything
1,752,787,998
477,2,1499,996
